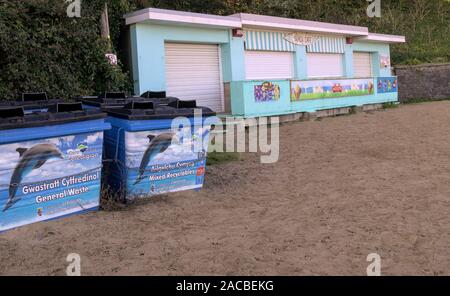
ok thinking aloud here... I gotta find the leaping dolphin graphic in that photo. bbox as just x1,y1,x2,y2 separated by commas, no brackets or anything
133,133,178,185
3,143,64,212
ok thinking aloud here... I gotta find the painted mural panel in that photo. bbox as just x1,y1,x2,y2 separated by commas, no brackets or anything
377,77,398,93
254,81,281,102
124,126,210,198
0,132,104,232
290,79,375,101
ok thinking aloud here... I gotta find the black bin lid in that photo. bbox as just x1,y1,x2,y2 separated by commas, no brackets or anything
78,91,180,109
77,92,148,109
139,91,180,107
0,102,106,130
22,92,48,102
105,99,215,120
4,92,61,109
140,91,167,99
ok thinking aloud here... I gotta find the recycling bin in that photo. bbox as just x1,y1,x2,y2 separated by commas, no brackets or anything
103,100,215,201
0,102,110,232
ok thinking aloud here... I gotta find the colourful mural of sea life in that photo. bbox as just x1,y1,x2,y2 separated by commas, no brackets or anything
290,79,375,101
377,77,398,93
254,81,281,102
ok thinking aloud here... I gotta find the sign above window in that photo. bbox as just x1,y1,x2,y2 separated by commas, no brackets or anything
283,32,320,46
245,30,346,54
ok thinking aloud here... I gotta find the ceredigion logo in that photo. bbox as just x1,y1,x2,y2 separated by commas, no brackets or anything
367,0,381,18
66,0,81,18
77,142,88,153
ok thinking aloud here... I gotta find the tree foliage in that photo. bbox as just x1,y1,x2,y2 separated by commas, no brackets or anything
0,0,132,100
129,0,449,65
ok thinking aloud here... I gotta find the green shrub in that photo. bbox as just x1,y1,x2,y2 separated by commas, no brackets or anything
0,0,132,100
206,152,240,166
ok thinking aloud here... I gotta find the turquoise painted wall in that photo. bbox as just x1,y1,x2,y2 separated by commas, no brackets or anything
343,44,354,78
221,31,246,82
231,78,397,117
293,45,308,79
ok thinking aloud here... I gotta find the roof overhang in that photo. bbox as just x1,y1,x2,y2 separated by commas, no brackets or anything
124,8,406,43
234,13,368,36
124,8,241,29
355,33,406,43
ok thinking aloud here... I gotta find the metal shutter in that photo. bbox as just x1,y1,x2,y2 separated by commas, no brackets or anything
245,51,294,80
353,52,372,77
165,43,223,112
307,53,344,78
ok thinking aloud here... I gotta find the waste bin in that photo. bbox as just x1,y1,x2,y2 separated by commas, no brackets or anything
0,102,110,232
103,100,215,201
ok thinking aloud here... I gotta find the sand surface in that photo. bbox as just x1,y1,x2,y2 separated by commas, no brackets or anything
1,101,449,275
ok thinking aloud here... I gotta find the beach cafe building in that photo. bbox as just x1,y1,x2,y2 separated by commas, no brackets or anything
124,8,405,117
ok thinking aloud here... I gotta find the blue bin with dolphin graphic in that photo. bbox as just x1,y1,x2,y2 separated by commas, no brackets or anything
103,100,215,201
0,102,110,232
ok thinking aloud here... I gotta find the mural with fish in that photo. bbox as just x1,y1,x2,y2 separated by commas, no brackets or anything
0,132,104,232
124,126,210,198
254,81,281,102
377,77,398,93
290,78,375,101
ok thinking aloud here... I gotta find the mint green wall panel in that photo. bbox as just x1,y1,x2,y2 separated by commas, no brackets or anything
230,81,245,116
221,31,246,82
293,45,308,79
344,44,354,78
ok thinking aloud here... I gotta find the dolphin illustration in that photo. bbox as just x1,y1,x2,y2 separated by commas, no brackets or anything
133,133,178,185
3,143,64,212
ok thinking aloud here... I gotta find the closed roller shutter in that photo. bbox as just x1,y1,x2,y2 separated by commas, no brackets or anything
307,53,343,78
353,52,372,77
165,43,223,112
245,51,294,80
